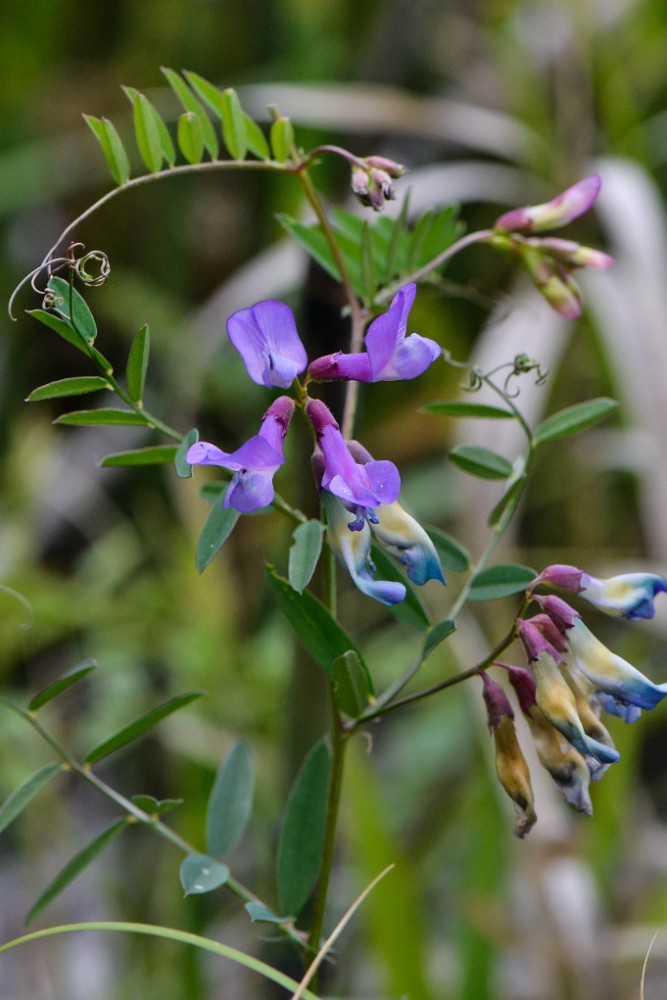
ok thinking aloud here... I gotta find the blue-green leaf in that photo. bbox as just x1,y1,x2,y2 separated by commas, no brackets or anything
332,651,373,718
423,619,456,659
27,818,128,923
54,408,147,426
26,377,110,402
125,324,150,403
84,692,203,765
47,276,97,344
206,741,254,860
369,546,430,631
288,520,324,594
422,401,514,419
425,527,470,572
196,501,240,573
277,740,331,916
245,901,291,924
449,445,513,480
468,563,537,602
28,659,97,711
180,853,230,896
267,567,366,676
0,763,62,836
100,446,177,467
175,428,198,479
27,309,90,355
535,397,618,444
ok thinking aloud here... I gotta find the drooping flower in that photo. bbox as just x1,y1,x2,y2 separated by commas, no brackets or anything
533,563,667,620
308,284,440,384
347,442,445,586
186,396,294,513
493,175,602,234
320,490,406,606
518,620,620,767
350,155,405,211
480,671,537,838
306,398,400,530
505,664,592,814
226,300,308,389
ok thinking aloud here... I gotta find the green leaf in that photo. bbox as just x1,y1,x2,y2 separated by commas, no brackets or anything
183,70,224,117
132,794,183,816
407,211,435,270
534,397,618,444
125,324,150,403
267,567,366,676
360,222,377,301
245,901,291,924
423,619,456,659
243,113,270,160
161,66,219,159
422,401,514,419
100,446,178,467
332,651,373,718
276,215,341,282
206,741,254,860
369,547,431,631
84,692,203,766
28,659,97,711
270,117,294,162
386,193,411,277
468,563,537,602
179,853,229,896
55,408,147,426
26,818,128,923
177,112,205,164
47,276,97,344
27,309,90,355
425,527,470,572
487,474,527,528
449,445,514,480
26,377,110,402
288,520,324,594
175,428,198,479
200,482,225,504
83,115,131,185
414,204,462,267
220,88,247,160
277,740,331,916
0,763,62,837
196,502,240,573
126,89,164,173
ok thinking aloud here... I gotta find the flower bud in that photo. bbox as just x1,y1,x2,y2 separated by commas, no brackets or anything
481,673,537,837
494,175,602,234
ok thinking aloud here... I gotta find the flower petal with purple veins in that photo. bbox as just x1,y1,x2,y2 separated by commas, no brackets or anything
226,300,308,389
365,285,441,381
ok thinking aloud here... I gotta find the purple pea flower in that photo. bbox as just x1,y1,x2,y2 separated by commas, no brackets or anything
306,398,400,530
494,175,602,234
308,284,440,384
533,563,667,620
186,396,294,513
227,300,308,389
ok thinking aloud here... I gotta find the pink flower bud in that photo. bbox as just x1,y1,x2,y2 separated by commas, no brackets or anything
494,174,602,234
365,155,405,178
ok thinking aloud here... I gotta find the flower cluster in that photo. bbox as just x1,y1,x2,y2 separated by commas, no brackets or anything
485,565,667,834
186,284,445,604
489,175,614,318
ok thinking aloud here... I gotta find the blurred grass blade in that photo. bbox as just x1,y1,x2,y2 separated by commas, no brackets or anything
125,323,150,403
206,741,254,859
179,853,230,895
29,659,97,711
84,692,203,765
220,89,247,160
0,763,62,836
277,740,331,916
27,818,128,923
196,502,240,572
26,377,110,402
100,446,178,467
83,115,131,185
161,66,219,159
288,519,324,594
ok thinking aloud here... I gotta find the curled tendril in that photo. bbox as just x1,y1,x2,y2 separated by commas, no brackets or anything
74,248,111,286
463,355,548,398
9,244,111,320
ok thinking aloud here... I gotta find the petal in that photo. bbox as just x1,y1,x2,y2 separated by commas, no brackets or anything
187,441,234,466
370,501,445,585
308,352,373,383
568,618,667,711
579,572,667,620
494,175,602,233
227,300,308,389
220,434,285,473
223,469,276,513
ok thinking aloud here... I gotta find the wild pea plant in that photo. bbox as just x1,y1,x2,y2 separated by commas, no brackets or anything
2,72,666,995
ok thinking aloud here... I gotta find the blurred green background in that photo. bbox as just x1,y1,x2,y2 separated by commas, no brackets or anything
3,1,667,998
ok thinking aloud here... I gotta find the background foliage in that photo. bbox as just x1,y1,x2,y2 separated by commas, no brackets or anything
3,1,667,998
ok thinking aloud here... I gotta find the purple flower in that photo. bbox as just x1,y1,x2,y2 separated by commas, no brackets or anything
186,397,294,513
533,563,667,620
308,285,440,384
226,300,308,389
306,398,400,530
494,175,602,234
